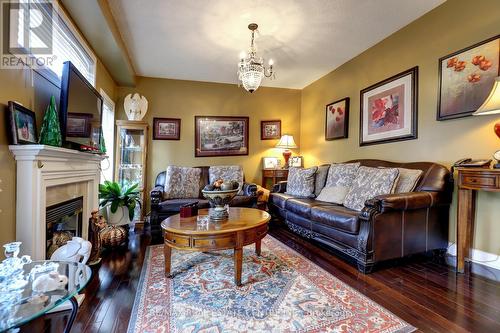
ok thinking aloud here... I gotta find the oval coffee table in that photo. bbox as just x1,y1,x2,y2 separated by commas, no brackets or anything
161,207,270,286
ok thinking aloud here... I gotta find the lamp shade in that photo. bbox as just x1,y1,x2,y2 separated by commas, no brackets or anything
473,77,500,116
276,135,297,149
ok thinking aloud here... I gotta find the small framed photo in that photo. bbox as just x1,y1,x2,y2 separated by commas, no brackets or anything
153,118,181,140
66,112,93,137
290,156,303,168
7,101,38,144
325,97,349,140
263,157,279,169
261,120,281,140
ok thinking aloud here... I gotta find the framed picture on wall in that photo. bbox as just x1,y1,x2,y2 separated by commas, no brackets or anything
325,97,349,140
360,66,418,146
195,116,249,157
7,101,38,144
437,35,500,120
153,118,181,140
261,120,281,140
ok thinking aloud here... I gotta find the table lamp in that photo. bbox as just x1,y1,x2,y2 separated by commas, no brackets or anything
473,76,500,168
276,134,297,169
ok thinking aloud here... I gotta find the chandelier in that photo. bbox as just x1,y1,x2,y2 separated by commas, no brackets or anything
237,23,275,93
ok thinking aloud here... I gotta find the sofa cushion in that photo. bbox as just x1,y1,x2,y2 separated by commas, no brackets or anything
314,165,330,197
285,166,318,197
316,163,360,204
310,205,360,234
164,166,202,199
269,193,295,209
285,198,331,218
159,199,209,213
344,166,400,211
395,168,423,193
209,165,244,194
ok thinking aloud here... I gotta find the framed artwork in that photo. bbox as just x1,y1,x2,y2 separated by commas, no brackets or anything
66,112,92,137
360,66,418,146
195,116,249,157
263,157,279,169
325,97,349,140
261,120,281,140
437,35,500,120
7,101,37,144
153,118,181,140
290,156,303,168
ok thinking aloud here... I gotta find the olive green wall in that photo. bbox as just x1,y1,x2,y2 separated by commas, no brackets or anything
300,0,500,254
116,77,301,198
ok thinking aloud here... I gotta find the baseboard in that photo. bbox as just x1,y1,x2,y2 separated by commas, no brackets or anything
447,243,500,271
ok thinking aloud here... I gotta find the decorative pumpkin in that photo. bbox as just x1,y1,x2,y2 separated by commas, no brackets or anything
101,225,127,247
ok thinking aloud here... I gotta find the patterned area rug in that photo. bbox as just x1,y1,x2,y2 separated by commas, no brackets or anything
128,236,415,333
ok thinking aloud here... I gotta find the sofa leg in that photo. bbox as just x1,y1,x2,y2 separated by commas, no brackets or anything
357,262,374,274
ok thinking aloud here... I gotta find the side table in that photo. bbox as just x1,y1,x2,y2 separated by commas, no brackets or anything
262,168,288,190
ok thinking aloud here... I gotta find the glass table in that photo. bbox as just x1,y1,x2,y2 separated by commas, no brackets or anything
0,260,91,332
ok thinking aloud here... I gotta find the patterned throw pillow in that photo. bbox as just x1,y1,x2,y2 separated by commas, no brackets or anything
343,166,400,211
208,166,244,194
164,166,201,199
314,165,330,197
285,167,318,197
316,163,360,204
395,168,423,193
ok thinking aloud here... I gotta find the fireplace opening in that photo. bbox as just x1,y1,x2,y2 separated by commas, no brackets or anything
46,197,83,259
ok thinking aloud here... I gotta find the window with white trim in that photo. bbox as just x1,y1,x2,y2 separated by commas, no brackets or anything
100,89,115,184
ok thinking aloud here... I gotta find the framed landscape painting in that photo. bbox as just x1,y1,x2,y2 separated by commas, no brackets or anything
360,67,418,146
195,116,249,157
153,118,181,140
437,35,500,120
325,97,349,140
261,120,281,140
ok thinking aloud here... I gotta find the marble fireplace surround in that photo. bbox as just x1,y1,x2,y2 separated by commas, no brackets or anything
9,145,104,260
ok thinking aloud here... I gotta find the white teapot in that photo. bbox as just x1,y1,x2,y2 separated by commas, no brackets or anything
50,237,91,264
32,271,68,293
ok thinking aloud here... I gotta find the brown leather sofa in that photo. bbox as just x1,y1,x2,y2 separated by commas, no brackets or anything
269,159,453,273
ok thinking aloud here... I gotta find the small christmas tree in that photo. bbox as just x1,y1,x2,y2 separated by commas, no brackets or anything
39,95,62,147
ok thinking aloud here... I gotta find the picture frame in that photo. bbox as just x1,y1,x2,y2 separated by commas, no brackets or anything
66,112,93,137
7,101,38,144
325,97,349,140
437,35,500,120
261,120,281,140
360,66,418,146
195,116,249,157
290,156,303,168
263,157,279,169
153,117,181,140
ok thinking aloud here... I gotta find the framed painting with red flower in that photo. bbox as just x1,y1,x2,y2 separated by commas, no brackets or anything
360,67,418,146
437,35,499,120
325,97,349,140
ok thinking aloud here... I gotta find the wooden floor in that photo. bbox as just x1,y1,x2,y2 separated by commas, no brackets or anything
22,224,500,333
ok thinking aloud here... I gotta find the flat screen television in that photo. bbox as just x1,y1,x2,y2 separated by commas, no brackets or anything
59,61,103,151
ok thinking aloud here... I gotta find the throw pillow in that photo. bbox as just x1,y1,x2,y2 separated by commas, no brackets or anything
314,165,330,197
343,166,400,211
164,166,201,199
208,165,244,194
316,162,360,204
395,168,423,193
285,166,318,197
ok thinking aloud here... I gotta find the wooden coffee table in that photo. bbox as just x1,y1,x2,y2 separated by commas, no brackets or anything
161,207,270,286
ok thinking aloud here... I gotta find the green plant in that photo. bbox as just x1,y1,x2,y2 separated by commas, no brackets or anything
99,181,141,221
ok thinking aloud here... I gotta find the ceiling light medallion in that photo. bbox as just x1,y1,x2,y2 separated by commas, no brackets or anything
237,23,275,93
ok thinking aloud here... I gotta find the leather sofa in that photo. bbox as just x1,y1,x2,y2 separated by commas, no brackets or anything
150,166,258,228
269,159,453,273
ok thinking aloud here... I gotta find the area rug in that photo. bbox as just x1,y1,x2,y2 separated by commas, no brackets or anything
128,236,415,333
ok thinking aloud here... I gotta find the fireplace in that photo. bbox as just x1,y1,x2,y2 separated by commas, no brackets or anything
46,197,84,259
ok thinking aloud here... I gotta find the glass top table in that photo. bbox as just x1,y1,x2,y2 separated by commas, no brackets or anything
0,260,92,332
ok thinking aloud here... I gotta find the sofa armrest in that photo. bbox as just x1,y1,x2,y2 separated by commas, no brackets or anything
364,191,440,213
241,182,258,196
271,181,287,193
150,185,164,206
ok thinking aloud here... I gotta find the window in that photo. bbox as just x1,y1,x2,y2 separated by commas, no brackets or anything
8,0,96,85
100,89,115,184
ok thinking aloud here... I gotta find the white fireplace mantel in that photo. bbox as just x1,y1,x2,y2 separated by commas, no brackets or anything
9,145,105,260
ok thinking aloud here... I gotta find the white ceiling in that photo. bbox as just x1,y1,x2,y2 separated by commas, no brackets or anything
108,0,444,89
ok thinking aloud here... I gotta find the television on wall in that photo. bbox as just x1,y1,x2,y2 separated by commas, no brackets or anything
59,61,103,151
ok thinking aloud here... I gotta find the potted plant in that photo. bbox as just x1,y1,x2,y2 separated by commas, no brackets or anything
99,181,141,225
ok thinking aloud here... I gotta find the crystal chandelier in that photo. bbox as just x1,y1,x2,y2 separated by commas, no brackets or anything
238,23,275,93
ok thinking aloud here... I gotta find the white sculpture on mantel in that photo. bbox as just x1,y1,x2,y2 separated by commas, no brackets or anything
123,93,148,121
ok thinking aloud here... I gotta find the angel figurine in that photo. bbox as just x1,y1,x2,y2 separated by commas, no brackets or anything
123,93,148,121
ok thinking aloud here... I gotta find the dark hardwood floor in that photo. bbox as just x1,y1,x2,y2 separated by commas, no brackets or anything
21,223,500,333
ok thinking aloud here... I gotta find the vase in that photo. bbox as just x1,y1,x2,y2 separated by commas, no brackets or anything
107,206,131,226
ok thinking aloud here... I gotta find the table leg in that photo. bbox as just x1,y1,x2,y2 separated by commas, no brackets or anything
164,242,172,278
457,188,475,273
234,247,243,286
63,296,78,333
255,239,262,256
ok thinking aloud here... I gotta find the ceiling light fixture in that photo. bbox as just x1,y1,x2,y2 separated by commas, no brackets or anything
237,23,275,93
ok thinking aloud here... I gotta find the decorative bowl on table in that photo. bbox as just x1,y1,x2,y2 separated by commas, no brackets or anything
201,182,239,220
